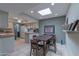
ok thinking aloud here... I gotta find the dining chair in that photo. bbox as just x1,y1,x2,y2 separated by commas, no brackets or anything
30,35,44,56
46,35,56,53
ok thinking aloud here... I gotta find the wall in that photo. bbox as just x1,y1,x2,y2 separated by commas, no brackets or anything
0,10,8,28
66,3,79,24
66,3,79,55
39,16,65,43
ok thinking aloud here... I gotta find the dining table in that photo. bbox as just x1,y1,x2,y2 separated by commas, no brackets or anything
35,34,56,56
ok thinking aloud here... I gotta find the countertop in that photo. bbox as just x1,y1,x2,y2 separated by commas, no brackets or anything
25,32,39,34
0,32,14,38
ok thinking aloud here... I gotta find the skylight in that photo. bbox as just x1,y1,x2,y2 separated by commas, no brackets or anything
38,8,52,16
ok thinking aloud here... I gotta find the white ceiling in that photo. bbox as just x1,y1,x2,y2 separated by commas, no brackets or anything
0,3,70,20
26,3,70,20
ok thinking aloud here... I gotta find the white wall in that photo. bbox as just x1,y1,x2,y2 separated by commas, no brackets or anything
66,3,79,55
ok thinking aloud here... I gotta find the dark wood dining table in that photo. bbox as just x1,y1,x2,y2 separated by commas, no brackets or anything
35,34,56,56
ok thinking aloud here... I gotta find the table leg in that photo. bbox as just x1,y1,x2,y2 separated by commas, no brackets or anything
54,43,56,53
53,39,56,53
43,41,47,56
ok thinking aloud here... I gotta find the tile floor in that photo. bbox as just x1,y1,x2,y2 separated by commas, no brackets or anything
7,42,67,56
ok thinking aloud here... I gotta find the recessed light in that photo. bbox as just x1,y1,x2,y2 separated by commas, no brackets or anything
51,3,54,5
31,11,34,13
18,20,21,23
38,8,52,16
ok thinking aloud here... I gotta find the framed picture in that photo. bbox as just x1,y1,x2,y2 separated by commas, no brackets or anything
44,25,55,34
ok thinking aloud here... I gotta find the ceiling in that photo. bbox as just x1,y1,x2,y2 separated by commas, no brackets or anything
0,3,70,21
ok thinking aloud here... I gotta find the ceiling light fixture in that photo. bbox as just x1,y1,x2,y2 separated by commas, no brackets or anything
18,20,21,23
31,11,34,13
51,3,54,5
38,8,52,16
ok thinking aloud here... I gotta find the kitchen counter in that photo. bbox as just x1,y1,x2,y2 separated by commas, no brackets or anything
0,32,14,38
0,32,15,55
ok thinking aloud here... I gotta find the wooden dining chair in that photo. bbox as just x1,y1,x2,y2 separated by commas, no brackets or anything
30,39,38,56
30,35,44,56
46,35,56,53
